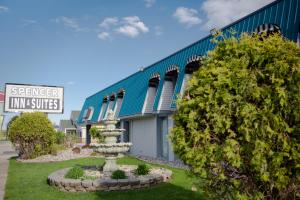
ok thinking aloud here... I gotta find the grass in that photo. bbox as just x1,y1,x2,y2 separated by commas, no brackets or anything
4,156,206,200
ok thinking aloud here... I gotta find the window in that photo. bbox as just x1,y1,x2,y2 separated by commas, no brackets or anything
158,117,169,159
254,23,281,37
114,90,125,118
123,121,130,143
158,65,179,111
83,106,94,121
82,109,88,121
142,73,160,113
180,55,203,95
104,94,116,119
98,96,108,121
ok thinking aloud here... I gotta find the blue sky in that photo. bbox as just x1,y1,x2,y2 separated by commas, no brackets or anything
0,0,274,126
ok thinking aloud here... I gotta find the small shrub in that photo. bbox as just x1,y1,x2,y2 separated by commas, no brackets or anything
65,166,84,179
64,133,78,148
135,164,150,175
8,112,56,159
111,170,126,179
89,126,105,143
50,144,65,155
55,131,65,144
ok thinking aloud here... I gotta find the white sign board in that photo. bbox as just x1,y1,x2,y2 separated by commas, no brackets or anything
4,83,64,113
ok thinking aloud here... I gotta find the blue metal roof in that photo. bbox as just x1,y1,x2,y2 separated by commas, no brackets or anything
78,0,300,124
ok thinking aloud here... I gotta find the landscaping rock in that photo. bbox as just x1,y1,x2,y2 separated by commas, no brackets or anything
81,180,93,188
18,149,94,163
72,147,80,154
48,165,172,192
118,179,130,186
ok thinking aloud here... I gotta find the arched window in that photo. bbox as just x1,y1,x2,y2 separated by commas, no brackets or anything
180,55,203,95
104,94,116,119
254,23,281,37
114,89,125,118
142,73,160,113
158,65,179,111
83,106,94,121
98,96,108,121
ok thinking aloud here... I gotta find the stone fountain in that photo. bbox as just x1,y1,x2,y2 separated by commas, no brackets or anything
48,109,172,192
94,109,132,172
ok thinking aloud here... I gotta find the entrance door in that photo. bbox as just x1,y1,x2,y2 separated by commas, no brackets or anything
158,117,169,159
86,124,91,145
123,121,130,142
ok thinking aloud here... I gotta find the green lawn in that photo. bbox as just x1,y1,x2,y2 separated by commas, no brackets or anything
5,156,206,200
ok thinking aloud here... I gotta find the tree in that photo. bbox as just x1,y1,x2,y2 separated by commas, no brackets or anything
9,112,56,159
171,34,300,199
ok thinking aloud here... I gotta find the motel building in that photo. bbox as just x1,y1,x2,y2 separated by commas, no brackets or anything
78,0,300,162
0,91,4,132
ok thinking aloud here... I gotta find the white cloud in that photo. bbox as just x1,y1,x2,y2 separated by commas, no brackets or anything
0,5,8,13
54,16,87,32
98,32,110,40
98,15,149,39
123,16,149,33
99,17,118,29
201,0,275,30
144,0,156,8
173,7,202,27
116,26,140,38
21,19,37,27
116,16,149,38
154,26,163,36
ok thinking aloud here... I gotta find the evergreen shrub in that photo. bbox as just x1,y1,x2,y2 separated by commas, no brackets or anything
171,34,300,199
111,170,126,179
135,164,150,175
9,112,56,159
65,166,84,179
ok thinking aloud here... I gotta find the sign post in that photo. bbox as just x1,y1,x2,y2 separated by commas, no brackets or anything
0,91,4,137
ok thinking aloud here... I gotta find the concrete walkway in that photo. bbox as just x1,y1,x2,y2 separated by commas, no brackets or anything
0,141,17,200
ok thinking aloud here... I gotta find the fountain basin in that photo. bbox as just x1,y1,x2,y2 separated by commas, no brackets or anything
101,131,125,137
94,143,132,154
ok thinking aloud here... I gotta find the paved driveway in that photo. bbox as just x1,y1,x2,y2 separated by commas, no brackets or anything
0,141,17,200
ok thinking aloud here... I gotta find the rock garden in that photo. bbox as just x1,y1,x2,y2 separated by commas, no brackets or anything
47,110,172,192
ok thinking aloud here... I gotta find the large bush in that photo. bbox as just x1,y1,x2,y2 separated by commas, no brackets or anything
171,34,300,199
9,112,56,159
